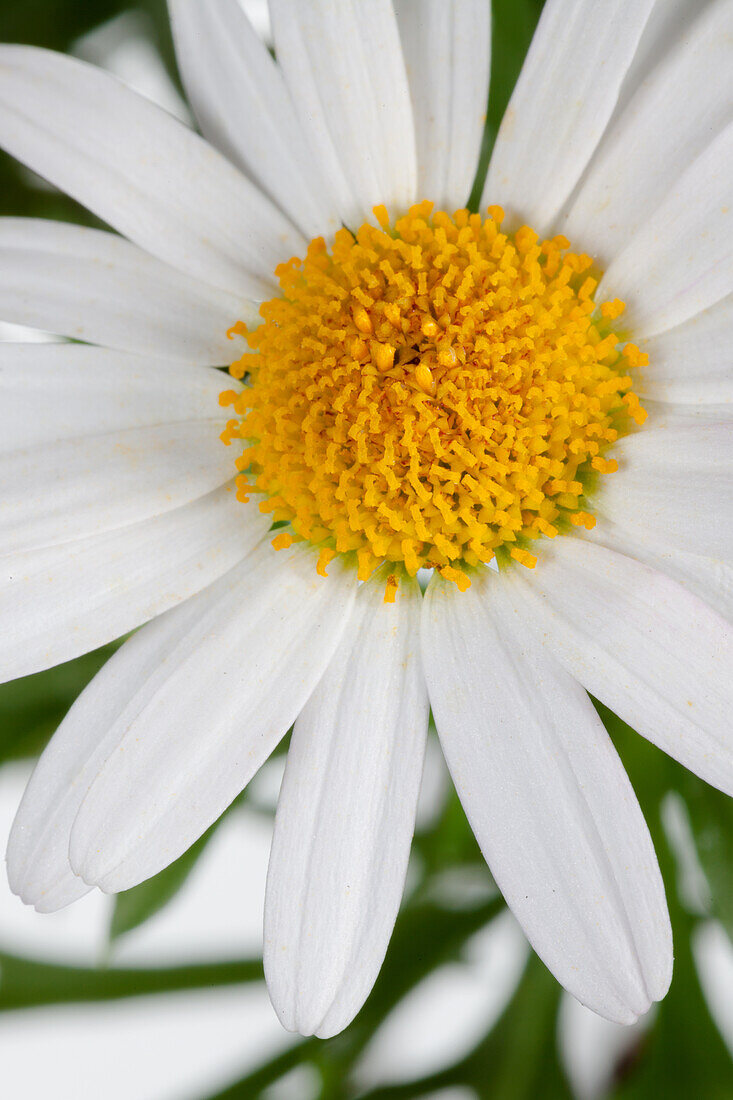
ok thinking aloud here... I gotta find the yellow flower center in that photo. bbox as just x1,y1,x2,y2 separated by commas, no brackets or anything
220,202,647,597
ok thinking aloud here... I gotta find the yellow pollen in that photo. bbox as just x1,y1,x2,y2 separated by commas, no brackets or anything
440,565,472,592
569,511,597,530
510,548,538,569
271,531,294,551
222,202,646,590
316,547,337,577
384,574,399,603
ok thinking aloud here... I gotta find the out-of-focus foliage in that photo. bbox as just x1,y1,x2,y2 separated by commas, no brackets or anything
108,800,239,944
0,645,120,764
1,0,130,48
0,1,732,1097
684,776,733,943
108,818,224,944
0,0,179,222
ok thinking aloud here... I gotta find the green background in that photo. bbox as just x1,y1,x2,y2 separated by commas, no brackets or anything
1,1,732,1096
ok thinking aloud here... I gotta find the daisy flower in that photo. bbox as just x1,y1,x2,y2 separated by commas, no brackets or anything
1,0,731,1039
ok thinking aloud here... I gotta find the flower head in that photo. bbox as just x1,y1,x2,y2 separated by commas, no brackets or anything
0,0,731,1040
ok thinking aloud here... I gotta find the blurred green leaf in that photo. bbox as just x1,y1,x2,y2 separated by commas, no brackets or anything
593,698,677,807
608,931,733,1100
469,954,568,1100
413,780,486,873
204,1041,317,1100
469,0,545,210
0,949,262,1011
353,896,504,1040
354,953,568,1100
682,774,733,942
0,0,129,50
0,0,172,227
201,895,506,1100
0,643,120,764
608,853,733,1100
602,705,733,1098
487,0,546,137
109,799,239,944
109,826,216,945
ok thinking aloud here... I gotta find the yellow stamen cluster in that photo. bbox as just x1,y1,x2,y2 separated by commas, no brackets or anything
221,202,647,592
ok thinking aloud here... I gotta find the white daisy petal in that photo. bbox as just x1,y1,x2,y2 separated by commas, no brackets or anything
0,418,233,554
615,0,714,114
0,485,269,684
504,538,733,796
264,573,428,1039
168,0,338,240
0,218,252,362
637,295,733,407
29,876,91,914
586,517,733,624
599,121,733,337
69,543,357,892
563,0,733,262
0,45,305,297
0,344,237,452
6,566,232,911
596,423,732,560
422,568,671,1024
643,399,732,424
481,0,655,234
394,0,491,212
269,0,417,227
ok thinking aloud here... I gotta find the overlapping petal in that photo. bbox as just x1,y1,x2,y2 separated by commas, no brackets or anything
394,0,490,212
481,0,655,234
265,573,427,1038
6,582,218,912
503,538,733,796
638,295,733,407
422,568,671,1024
68,542,357,892
0,419,233,554
269,0,417,227
599,121,733,336
596,422,732,561
0,345,237,452
168,0,338,240
0,485,270,683
563,0,733,261
0,219,252,362
614,0,714,114
586,518,733,625
0,45,305,297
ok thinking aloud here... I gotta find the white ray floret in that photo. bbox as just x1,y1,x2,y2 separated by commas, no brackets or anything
0,218,254,361
0,44,304,297
0,483,272,682
68,542,357,892
422,568,672,1024
394,0,491,212
481,0,655,234
265,572,428,1038
269,0,417,227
